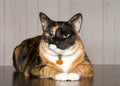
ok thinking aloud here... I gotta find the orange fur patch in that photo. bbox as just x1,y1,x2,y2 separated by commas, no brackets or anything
69,60,93,77
50,25,58,35
15,46,21,59
14,46,21,70
68,50,85,72
44,32,50,37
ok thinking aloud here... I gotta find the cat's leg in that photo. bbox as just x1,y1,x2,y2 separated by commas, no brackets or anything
54,62,93,81
31,65,62,79
68,61,93,78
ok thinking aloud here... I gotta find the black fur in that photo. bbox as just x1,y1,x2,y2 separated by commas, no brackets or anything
13,36,46,73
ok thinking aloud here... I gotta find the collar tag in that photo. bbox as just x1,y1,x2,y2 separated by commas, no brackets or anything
56,54,63,65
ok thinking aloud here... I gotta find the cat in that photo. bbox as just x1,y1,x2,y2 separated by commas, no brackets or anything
13,12,93,81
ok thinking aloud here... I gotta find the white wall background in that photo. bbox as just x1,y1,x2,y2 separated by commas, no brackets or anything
0,0,120,65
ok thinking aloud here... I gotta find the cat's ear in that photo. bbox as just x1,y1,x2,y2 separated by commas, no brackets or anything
68,13,83,33
39,12,51,31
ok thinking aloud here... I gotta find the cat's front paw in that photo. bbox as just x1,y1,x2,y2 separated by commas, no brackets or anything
67,73,80,81
54,73,80,81
55,73,68,81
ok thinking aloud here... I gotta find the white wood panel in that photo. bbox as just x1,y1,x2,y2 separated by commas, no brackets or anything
90,0,103,64
0,0,4,65
15,0,28,43
103,0,120,64
0,0,120,65
114,0,120,64
38,0,59,20
59,0,70,21
26,0,39,38
4,0,16,65
103,0,116,64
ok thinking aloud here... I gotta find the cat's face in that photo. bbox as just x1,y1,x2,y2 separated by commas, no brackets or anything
39,12,83,50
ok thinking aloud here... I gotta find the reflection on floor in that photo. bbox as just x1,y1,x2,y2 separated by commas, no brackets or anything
13,72,93,86
1,66,120,86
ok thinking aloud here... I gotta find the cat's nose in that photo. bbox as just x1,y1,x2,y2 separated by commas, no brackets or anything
49,38,54,44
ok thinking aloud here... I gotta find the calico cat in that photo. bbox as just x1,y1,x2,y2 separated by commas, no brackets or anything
13,12,93,81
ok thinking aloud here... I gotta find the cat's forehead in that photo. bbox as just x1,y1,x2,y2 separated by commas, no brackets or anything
51,21,72,31
56,21,70,28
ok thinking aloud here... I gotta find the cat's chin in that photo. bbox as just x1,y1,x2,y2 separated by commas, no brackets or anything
49,44,57,50
49,44,65,53
49,44,70,50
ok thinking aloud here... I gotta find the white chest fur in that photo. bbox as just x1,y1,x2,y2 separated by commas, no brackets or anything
40,42,83,73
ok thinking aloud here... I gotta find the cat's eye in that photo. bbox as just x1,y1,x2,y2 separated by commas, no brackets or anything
50,34,54,38
63,33,70,38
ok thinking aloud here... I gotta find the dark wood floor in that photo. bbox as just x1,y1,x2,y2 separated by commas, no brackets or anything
0,65,120,86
